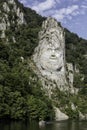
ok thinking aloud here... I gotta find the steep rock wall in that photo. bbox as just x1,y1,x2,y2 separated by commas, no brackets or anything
33,17,75,96
0,0,26,39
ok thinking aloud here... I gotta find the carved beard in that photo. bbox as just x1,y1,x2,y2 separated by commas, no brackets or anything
40,50,63,71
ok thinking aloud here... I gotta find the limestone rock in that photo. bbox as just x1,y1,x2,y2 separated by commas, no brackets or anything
17,8,26,25
3,2,10,13
79,111,85,120
33,17,76,95
66,63,74,88
0,19,6,38
0,0,26,39
66,63,78,94
33,17,67,91
33,17,78,119
8,0,15,4
71,103,76,110
39,120,46,127
85,114,87,120
79,111,87,120
54,107,69,121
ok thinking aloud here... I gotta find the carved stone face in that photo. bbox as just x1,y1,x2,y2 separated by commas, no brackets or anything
33,17,66,92
39,29,64,72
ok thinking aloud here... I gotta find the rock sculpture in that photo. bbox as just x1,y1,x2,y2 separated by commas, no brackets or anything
33,17,67,93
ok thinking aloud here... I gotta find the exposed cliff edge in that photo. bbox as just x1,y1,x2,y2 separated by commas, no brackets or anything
32,17,87,121
33,17,77,95
33,17,65,88
33,17,76,120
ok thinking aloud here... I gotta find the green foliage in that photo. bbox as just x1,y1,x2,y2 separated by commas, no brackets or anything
65,28,87,95
27,95,54,120
65,28,87,64
0,59,54,120
0,5,53,119
65,107,79,119
52,87,87,119
73,73,84,88
0,0,87,121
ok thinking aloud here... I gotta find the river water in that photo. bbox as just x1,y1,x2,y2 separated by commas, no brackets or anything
0,120,87,130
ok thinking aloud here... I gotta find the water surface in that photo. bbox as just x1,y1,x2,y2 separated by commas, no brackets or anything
0,120,87,130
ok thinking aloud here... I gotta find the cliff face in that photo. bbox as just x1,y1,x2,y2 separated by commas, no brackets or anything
0,0,87,121
0,0,26,39
33,17,65,81
33,17,76,96
33,17,81,120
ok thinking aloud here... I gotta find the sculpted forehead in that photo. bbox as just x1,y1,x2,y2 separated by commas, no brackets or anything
40,31,63,51
39,28,63,49
42,28,62,39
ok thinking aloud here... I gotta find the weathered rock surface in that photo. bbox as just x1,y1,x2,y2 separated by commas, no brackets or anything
54,107,69,121
39,120,46,127
0,0,26,39
79,111,85,120
66,63,78,94
33,17,78,120
33,17,76,95
33,17,66,90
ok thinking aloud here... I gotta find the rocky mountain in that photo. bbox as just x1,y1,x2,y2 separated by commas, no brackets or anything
33,17,87,120
33,17,76,95
0,0,87,121
0,0,26,39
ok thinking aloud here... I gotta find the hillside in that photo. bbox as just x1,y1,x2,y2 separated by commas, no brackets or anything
0,0,87,120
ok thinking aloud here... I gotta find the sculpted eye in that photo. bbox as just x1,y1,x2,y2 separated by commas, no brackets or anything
55,48,60,51
47,48,52,51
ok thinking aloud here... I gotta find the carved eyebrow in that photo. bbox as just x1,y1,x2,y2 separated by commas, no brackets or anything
47,48,52,50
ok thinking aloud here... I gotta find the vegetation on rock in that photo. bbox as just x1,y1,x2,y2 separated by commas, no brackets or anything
0,0,87,120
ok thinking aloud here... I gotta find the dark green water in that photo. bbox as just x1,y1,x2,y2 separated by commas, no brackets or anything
0,120,87,130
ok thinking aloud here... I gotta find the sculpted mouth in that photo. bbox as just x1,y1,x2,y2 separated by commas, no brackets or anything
50,57,57,61
50,55,57,60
